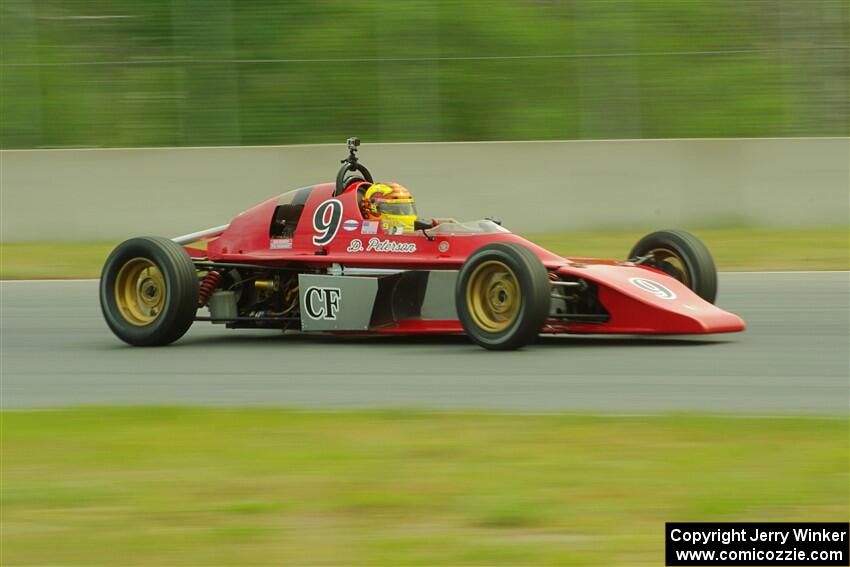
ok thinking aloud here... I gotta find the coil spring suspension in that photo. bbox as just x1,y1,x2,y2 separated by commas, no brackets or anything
198,271,222,306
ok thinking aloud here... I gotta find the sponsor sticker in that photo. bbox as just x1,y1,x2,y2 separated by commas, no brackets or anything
304,286,341,320
346,238,417,253
438,240,450,253
342,219,359,232
361,220,379,235
382,222,405,236
270,238,293,249
628,277,677,300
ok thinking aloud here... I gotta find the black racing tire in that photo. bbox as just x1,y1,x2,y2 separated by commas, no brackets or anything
100,236,199,346
628,230,718,304
455,242,551,350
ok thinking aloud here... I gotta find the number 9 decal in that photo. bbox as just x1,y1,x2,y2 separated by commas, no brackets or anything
312,199,343,246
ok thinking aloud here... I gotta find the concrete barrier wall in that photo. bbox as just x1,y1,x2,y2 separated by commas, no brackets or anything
1,138,847,241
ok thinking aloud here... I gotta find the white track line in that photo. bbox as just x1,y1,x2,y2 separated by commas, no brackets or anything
3,408,845,420
721,270,849,275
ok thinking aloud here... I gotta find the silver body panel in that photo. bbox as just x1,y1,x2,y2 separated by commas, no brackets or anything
420,271,460,320
298,274,378,331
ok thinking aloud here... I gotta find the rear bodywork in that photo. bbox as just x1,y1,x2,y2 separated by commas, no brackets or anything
179,182,745,336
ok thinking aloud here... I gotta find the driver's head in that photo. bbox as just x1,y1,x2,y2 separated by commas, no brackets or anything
360,182,417,234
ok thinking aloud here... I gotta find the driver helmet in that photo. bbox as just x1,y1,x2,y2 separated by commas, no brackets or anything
360,182,417,234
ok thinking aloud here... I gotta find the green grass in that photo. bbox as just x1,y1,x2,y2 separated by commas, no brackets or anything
0,241,117,280
1,409,847,566
528,227,850,272
1,227,847,279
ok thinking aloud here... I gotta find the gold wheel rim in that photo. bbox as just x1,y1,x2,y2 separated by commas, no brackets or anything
649,247,690,287
466,260,520,333
114,257,166,326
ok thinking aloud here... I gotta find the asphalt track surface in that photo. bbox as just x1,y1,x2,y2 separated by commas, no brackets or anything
1,273,848,414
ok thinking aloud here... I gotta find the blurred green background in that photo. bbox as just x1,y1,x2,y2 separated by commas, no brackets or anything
2,0,848,149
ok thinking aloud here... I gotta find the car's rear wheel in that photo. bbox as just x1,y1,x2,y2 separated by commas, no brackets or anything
100,236,199,346
456,242,550,350
628,230,718,304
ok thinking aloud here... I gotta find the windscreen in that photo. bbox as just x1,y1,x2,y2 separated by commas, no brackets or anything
378,201,417,216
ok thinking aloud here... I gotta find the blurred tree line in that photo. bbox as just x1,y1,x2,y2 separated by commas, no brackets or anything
1,0,847,149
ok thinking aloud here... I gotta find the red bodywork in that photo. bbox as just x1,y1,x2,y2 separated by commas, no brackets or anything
191,182,745,335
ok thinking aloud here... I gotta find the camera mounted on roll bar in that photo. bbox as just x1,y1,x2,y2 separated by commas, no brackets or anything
334,136,373,196
343,137,360,163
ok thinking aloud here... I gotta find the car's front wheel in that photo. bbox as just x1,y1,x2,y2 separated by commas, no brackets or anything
455,242,550,350
628,230,718,304
100,236,199,346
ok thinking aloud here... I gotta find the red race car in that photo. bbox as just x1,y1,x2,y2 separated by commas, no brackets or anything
100,138,745,350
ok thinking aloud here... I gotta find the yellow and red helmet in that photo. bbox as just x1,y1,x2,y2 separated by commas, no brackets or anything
360,182,417,233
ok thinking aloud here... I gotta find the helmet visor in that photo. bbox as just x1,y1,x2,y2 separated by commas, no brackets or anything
378,201,417,216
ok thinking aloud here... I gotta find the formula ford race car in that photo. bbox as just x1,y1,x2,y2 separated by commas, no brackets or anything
100,138,745,350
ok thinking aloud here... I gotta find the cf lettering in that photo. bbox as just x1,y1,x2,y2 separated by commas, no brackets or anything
305,287,341,320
